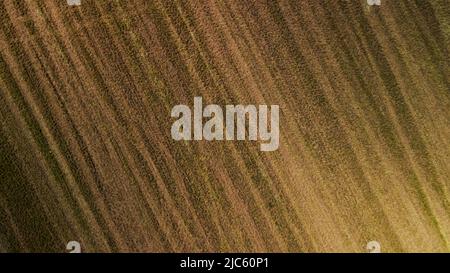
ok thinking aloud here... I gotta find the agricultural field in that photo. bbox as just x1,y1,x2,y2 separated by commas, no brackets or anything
0,0,449,252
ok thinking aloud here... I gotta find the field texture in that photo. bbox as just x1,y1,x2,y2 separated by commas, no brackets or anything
0,0,449,252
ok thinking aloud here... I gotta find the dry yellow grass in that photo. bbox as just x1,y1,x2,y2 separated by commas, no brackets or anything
0,0,449,252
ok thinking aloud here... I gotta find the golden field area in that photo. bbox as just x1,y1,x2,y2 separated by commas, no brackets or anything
0,0,449,252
